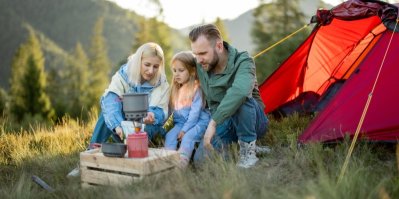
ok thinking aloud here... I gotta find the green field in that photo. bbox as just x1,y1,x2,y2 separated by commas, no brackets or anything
1,113,398,199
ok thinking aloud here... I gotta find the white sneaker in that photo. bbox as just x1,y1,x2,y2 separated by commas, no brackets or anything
67,166,80,177
237,140,259,168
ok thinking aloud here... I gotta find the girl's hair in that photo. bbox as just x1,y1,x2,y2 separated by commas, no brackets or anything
126,42,165,86
169,51,202,110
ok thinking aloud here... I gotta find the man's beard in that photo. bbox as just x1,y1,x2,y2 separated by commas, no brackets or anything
205,50,219,72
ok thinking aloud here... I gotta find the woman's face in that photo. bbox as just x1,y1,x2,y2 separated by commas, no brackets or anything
140,56,162,82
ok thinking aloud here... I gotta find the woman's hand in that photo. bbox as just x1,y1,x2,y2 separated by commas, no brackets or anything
115,126,124,139
143,112,155,124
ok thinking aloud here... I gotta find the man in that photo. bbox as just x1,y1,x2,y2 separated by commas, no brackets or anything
189,24,268,168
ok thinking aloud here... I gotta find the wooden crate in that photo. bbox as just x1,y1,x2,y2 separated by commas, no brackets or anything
80,148,179,187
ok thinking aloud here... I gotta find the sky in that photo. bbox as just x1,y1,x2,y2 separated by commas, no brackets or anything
105,0,391,29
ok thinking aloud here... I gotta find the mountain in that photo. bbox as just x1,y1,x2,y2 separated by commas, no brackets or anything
0,0,187,90
0,0,333,90
221,0,332,54
223,10,254,53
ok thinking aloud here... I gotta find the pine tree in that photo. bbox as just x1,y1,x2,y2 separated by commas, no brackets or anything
66,42,90,118
252,0,309,83
9,30,54,121
87,17,111,109
214,17,231,43
9,39,29,120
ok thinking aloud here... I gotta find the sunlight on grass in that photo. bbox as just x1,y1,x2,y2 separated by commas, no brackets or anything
0,113,398,198
0,113,97,166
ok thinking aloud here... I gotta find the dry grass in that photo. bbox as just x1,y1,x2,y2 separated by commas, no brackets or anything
0,113,398,199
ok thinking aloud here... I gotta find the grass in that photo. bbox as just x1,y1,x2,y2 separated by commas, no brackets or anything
0,113,398,199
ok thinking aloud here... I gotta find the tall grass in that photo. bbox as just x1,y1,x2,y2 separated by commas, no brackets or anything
0,113,398,199
0,113,97,166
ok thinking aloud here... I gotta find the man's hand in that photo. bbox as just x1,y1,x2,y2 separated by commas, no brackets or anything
203,119,217,150
115,126,123,139
143,112,155,124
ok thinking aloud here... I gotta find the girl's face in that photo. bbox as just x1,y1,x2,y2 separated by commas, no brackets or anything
172,60,190,85
140,56,162,82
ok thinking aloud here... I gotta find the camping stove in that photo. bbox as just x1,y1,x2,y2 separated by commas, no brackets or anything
122,93,149,121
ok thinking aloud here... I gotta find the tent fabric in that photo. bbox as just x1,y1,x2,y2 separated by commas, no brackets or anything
299,31,399,142
258,0,399,143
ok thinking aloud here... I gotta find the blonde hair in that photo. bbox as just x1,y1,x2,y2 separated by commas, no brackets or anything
126,42,165,86
169,51,203,110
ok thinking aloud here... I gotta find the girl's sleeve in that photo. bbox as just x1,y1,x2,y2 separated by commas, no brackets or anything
101,92,124,131
181,89,202,133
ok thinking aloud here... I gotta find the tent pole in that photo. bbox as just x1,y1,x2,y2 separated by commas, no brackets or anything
253,23,311,59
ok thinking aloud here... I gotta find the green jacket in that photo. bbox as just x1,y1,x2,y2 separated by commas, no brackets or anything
196,42,264,124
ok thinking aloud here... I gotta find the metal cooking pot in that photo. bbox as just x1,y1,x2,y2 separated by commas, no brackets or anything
101,143,127,158
122,93,149,120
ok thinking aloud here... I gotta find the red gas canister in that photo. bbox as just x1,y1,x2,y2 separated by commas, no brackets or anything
127,130,148,158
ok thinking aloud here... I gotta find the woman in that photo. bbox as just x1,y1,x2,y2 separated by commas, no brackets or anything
89,42,169,146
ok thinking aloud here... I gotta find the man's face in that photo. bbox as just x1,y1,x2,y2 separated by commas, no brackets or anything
191,35,219,72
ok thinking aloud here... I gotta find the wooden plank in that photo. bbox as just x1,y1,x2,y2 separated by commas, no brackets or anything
80,154,144,175
80,148,179,175
81,167,141,186
141,149,180,175
81,168,176,189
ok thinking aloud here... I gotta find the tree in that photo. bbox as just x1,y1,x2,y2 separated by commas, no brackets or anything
9,38,29,120
214,17,231,43
130,0,174,81
252,0,309,83
87,17,111,109
65,42,90,118
133,17,173,81
9,30,55,121
0,88,6,115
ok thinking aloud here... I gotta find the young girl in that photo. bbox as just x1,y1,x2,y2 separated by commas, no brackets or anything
164,51,210,168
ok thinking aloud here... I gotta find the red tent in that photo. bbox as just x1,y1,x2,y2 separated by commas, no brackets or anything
258,0,399,143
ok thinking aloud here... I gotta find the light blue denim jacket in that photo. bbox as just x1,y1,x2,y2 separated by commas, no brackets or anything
173,89,210,135
101,64,166,131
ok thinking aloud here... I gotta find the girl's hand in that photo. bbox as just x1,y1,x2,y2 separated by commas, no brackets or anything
178,131,185,141
143,112,155,124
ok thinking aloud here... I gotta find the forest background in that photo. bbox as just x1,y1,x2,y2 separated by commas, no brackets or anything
0,0,332,124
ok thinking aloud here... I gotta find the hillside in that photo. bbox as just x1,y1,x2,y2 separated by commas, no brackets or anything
0,0,333,90
0,0,187,90
222,0,332,53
